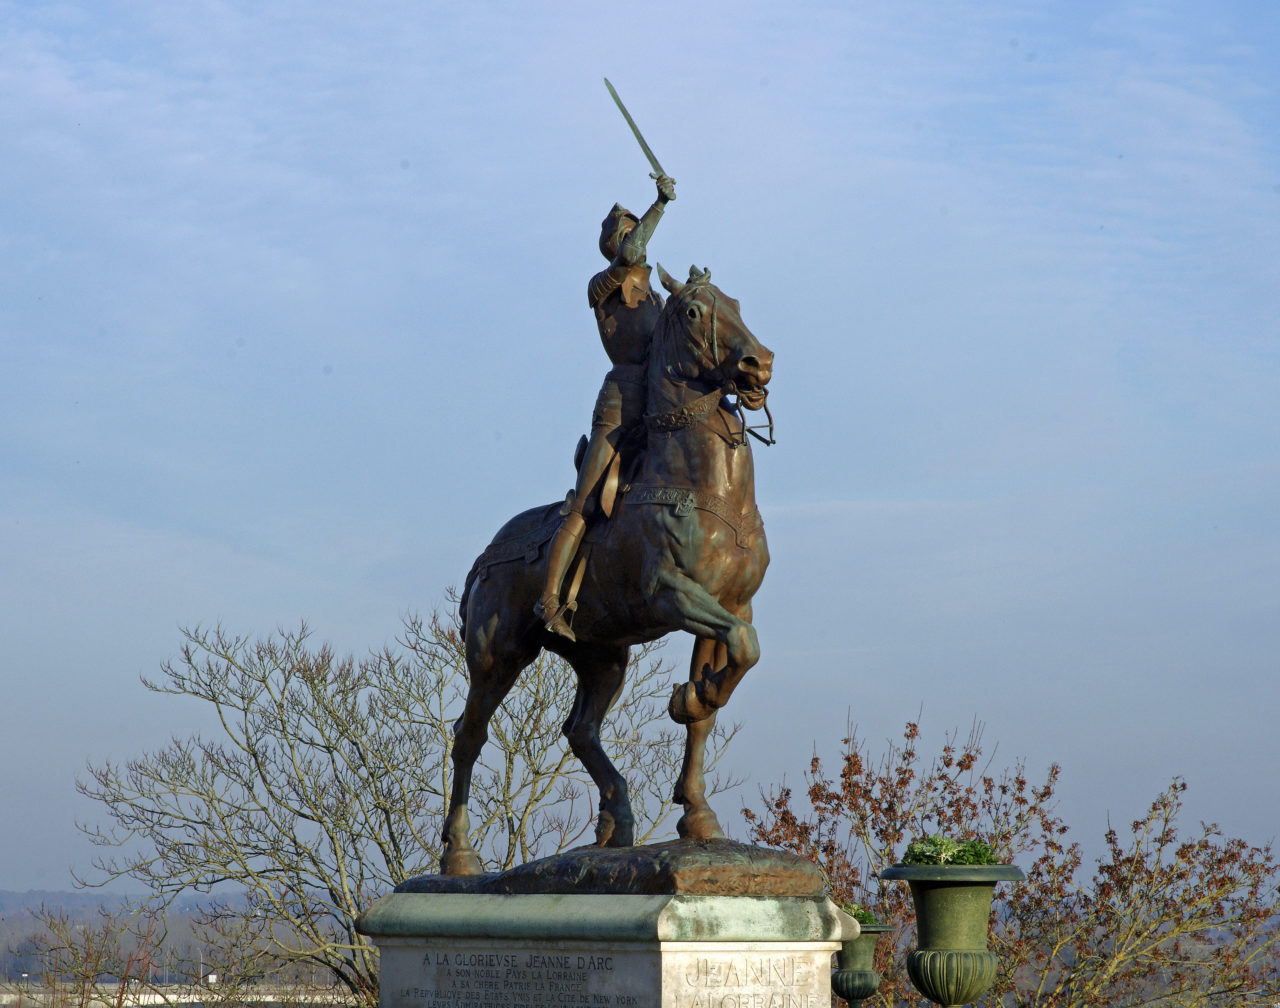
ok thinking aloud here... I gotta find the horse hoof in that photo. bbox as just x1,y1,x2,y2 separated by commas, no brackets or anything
677,808,725,840
595,812,635,848
668,682,715,724
440,848,483,876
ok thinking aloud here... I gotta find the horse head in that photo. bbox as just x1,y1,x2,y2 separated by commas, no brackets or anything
654,265,773,412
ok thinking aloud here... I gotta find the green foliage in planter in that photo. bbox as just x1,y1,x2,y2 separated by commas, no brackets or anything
903,833,999,866
839,901,881,926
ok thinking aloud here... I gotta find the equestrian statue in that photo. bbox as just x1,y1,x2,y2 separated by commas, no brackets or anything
441,85,774,876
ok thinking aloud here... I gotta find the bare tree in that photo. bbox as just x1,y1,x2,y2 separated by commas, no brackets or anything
74,603,737,1006
25,903,164,1008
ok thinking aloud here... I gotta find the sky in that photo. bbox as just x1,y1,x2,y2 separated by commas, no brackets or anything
2,0,1278,892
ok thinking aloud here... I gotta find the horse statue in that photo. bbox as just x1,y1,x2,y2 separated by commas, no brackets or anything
442,265,774,875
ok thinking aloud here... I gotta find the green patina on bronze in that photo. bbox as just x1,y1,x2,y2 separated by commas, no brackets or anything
881,863,1024,1007
360,839,835,945
831,922,891,1006
359,892,841,945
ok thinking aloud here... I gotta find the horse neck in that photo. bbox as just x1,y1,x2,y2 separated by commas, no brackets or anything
640,370,757,507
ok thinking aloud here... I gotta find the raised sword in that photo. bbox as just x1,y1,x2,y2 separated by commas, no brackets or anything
604,77,666,178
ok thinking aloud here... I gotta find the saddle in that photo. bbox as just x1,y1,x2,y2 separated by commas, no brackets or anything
570,421,645,521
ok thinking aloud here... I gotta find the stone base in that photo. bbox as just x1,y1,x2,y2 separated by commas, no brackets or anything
358,841,853,1008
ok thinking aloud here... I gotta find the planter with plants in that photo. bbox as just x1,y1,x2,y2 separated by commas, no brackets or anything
880,835,1024,1007
831,903,891,1006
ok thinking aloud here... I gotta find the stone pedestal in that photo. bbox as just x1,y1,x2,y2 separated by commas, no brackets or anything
358,840,852,1008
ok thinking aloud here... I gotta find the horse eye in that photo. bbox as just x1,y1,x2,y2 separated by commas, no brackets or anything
686,306,699,320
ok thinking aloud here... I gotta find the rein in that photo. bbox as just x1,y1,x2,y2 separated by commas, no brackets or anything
738,396,777,446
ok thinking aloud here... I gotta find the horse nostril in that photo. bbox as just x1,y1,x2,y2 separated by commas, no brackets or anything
738,354,772,384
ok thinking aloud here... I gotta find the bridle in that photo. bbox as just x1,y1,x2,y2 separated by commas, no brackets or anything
653,284,776,448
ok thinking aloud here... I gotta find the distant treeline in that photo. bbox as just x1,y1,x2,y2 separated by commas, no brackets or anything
0,892,247,981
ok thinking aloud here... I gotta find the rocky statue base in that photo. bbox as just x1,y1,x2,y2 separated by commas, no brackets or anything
357,840,853,1008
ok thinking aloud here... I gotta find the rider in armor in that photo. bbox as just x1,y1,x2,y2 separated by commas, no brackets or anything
536,173,676,640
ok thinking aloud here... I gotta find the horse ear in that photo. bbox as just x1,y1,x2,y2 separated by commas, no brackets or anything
657,263,682,295
687,265,711,284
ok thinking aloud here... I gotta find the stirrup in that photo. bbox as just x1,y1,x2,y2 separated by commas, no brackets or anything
542,600,577,641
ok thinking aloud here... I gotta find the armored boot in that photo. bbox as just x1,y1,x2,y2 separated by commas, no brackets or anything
536,510,587,641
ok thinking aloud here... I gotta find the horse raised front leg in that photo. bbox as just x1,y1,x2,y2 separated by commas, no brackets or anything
556,641,636,848
671,636,727,840
669,621,758,724
653,575,760,725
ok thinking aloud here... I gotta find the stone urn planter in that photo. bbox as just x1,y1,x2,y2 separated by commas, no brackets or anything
831,921,892,1006
879,863,1024,1007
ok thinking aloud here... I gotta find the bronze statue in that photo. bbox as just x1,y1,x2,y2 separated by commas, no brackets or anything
536,172,676,640
440,84,775,876
442,264,773,876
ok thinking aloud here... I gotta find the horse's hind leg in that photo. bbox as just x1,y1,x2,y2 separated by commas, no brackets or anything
672,636,728,840
441,619,538,876
559,642,635,847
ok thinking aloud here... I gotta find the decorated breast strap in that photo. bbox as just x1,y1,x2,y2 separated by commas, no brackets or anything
645,388,724,433
621,483,764,548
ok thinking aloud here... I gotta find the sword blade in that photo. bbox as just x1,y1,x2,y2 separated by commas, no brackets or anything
604,77,665,177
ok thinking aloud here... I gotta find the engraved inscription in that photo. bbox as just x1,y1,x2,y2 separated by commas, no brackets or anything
675,954,824,1008
382,941,831,1008
388,943,633,1008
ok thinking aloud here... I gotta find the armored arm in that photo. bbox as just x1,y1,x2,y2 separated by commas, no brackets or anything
617,174,675,268
588,265,623,307
589,175,676,307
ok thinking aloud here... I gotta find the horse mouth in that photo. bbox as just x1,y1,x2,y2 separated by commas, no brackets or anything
737,386,768,411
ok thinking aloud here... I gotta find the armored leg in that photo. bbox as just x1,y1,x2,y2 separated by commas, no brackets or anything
536,418,624,640
537,510,587,640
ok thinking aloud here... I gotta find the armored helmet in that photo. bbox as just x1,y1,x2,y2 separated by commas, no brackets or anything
599,203,640,260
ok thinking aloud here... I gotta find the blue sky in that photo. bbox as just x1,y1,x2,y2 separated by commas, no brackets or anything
2,0,1277,890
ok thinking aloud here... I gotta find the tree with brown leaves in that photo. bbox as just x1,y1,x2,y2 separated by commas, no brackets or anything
743,719,1279,1007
